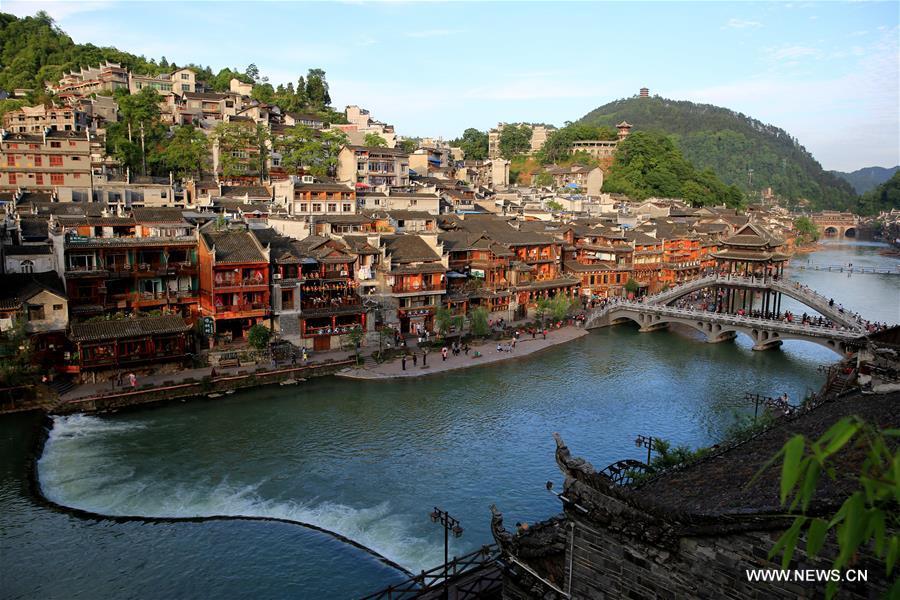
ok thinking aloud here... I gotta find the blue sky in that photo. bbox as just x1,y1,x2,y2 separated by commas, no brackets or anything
5,1,899,171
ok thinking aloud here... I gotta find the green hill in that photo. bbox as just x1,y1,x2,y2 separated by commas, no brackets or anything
830,166,899,195
577,96,857,210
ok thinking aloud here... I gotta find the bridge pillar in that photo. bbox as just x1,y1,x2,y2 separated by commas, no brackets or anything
706,331,737,344
752,329,783,351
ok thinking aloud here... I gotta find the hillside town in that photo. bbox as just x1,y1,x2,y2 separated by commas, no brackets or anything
0,63,880,389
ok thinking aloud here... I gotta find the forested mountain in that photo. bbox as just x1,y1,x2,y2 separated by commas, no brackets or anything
577,96,857,210
857,171,900,216
830,166,900,195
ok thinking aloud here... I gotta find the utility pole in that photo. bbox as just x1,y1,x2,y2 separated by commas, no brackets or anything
748,168,754,189
140,122,147,177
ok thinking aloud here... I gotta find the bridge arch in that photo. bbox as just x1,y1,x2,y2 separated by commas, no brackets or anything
824,226,839,236
844,227,857,238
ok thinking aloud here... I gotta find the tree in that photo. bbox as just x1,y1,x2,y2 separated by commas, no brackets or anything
858,171,900,216
398,139,417,154
548,294,574,322
793,216,820,244
213,121,270,179
624,278,640,295
345,325,365,366
499,124,532,159
534,172,554,188
534,297,552,326
247,323,272,350
160,125,210,180
305,68,331,109
105,87,167,176
364,133,388,148
546,199,564,212
0,316,34,386
469,307,490,337
537,123,616,164
245,63,259,82
451,128,489,161
274,125,347,177
765,417,898,599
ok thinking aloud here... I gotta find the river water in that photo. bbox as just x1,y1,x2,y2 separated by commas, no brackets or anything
2,241,898,599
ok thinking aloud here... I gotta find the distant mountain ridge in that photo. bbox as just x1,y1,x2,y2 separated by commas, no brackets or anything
830,166,900,195
576,96,857,210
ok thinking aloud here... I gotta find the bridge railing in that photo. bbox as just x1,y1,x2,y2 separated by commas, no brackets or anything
643,274,864,330
589,301,864,340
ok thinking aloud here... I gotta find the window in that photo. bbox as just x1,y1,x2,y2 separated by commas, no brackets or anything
35,174,43,185
21,260,34,274
181,84,190,92
34,155,42,166
69,141,77,147
299,203,308,212
8,143,18,149
28,305,45,321
6,155,14,166
342,204,351,212
51,173,64,185
327,203,337,212
181,73,190,80
73,173,81,179
49,156,62,166
312,203,322,212
53,304,63,311
8,173,15,185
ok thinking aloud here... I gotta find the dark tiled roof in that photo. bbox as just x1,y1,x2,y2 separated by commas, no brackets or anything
383,235,441,263
633,392,900,517
202,229,267,263
20,219,49,239
220,186,271,198
70,315,190,342
4,244,51,255
0,272,66,310
131,207,188,223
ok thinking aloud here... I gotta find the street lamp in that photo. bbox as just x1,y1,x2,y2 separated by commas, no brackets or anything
430,507,462,598
634,434,656,466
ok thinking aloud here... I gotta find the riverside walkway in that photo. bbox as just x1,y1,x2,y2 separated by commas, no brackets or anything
338,327,588,380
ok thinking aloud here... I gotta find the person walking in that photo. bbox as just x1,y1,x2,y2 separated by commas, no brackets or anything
511,337,516,351
413,353,418,367
302,347,308,364
401,355,407,371
441,346,448,361
422,350,428,366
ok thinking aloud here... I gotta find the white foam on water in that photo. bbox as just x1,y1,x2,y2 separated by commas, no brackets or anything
38,415,442,573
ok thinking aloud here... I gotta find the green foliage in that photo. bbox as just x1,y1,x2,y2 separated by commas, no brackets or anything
209,67,253,92
548,294,575,321
104,87,168,176
364,132,388,148
763,417,899,598
647,438,710,472
832,166,899,195
345,325,365,365
469,307,490,337
546,199,564,211
624,278,639,294
534,172,554,188
451,128,489,161
0,317,34,386
603,131,744,207
499,124,532,159
159,125,210,179
578,96,856,210
247,323,272,350
213,120,270,179
304,68,331,110
0,12,173,92
537,123,616,164
398,139,417,154
0,99,26,120
857,171,900,216
793,216,820,244
435,307,464,337
274,125,347,177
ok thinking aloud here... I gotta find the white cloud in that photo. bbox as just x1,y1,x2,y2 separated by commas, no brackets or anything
724,18,762,29
765,44,823,61
404,28,464,38
3,0,115,21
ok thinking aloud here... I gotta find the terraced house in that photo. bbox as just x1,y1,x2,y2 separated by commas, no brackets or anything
54,208,200,322
0,130,92,193
198,225,270,343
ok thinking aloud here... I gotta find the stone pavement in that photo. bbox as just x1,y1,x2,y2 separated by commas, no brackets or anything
337,326,588,380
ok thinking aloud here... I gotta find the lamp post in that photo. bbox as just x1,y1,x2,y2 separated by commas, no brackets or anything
634,434,656,466
430,506,463,599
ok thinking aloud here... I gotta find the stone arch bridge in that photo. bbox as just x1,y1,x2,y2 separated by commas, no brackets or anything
584,302,863,354
811,212,859,238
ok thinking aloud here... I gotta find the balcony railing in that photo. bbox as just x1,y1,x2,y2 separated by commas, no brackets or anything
215,303,268,314
391,282,445,294
214,278,269,289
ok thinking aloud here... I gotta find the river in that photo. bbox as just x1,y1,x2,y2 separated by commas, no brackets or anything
1,241,897,599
